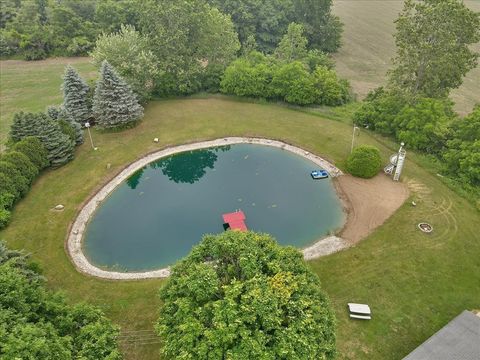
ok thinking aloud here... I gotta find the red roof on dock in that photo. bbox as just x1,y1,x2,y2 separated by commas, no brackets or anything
222,210,247,231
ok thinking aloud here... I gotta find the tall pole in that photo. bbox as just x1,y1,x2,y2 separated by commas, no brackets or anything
350,125,359,153
85,122,97,150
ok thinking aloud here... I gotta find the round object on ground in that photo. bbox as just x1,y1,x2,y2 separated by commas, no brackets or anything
418,222,433,233
54,204,65,211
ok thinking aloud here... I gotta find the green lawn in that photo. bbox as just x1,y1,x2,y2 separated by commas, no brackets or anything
1,93,479,359
332,0,480,115
0,57,96,149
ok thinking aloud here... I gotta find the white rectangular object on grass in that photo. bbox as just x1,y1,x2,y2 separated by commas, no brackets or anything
348,303,371,315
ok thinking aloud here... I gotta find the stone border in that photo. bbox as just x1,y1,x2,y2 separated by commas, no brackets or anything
67,137,345,280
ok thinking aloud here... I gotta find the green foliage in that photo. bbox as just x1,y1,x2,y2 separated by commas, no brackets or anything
47,106,84,145
0,243,122,359
389,0,480,98
0,160,29,199
393,98,452,154
62,65,91,126
138,0,240,95
272,61,316,105
353,88,407,135
0,208,11,229
274,23,308,62
292,0,343,53
0,151,38,184
91,24,158,101
11,136,49,171
346,145,382,178
220,53,277,98
0,173,17,204
313,65,350,106
10,112,75,167
209,0,342,53
443,105,480,186
93,61,144,129
157,231,336,359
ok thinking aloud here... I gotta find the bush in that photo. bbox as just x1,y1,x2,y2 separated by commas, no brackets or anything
271,61,316,105
0,208,11,229
0,161,30,199
157,231,336,359
346,145,383,178
12,136,49,171
1,151,38,184
313,66,350,106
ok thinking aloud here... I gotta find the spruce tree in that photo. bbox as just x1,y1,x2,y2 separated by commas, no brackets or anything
10,112,75,167
93,61,144,129
47,105,84,145
62,65,91,126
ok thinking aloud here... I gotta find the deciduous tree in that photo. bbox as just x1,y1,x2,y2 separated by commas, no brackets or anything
389,0,480,98
157,231,336,359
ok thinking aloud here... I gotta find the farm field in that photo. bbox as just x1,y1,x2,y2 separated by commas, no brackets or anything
1,59,479,359
333,0,480,115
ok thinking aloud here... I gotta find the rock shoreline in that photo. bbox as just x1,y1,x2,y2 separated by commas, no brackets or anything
66,137,346,280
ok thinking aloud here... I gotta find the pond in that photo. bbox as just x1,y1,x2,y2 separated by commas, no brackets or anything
83,144,345,271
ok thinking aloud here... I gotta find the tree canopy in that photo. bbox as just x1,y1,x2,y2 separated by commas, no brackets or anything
157,231,336,359
389,0,480,99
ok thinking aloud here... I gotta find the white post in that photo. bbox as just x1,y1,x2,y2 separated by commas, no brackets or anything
85,122,97,150
350,125,359,153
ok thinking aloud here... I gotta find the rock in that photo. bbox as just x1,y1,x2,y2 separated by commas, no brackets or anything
153,138,159,143
54,204,64,210
106,163,111,169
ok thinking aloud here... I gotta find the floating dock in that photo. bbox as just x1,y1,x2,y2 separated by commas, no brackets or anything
222,210,247,231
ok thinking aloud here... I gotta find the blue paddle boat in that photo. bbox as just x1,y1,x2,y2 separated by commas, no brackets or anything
311,170,329,179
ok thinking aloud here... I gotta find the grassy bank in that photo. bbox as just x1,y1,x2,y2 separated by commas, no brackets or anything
0,57,96,148
1,96,479,359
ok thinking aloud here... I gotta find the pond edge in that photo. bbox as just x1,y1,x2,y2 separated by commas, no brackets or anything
67,137,347,280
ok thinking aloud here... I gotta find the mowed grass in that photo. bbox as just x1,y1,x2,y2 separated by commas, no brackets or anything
0,93,479,359
332,0,480,115
0,57,96,148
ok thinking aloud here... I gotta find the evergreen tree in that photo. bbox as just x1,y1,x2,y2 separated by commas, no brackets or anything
62,65,91,126
47,105,84,145
93,61,143,129
10,112,75,167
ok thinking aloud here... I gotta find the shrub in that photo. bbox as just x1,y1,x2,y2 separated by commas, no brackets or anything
346,145,383,179
10,112,75,167
0,208,11,229
0,173,18,202
271,61,316,105
313,65,350,106
0,161,30,199
12,136,49,171
157,231,336,359
0,151,38,184
393,98,452,154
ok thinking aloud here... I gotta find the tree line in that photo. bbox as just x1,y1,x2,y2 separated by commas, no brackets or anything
353,0,480,202
0,0,342,59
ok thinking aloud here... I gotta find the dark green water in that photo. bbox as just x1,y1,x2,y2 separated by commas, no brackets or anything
83,144,345,271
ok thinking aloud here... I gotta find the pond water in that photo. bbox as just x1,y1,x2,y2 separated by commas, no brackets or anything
83,144,345,271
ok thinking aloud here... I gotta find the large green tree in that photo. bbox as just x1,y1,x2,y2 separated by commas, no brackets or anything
0,242,122,359
91,24,158,100
389,0,480,99
274,23,308,62
157,231,336,359
10,112,75,167
138,0,240,95
93,61,143,129
62,65,91,126
444,105,480,186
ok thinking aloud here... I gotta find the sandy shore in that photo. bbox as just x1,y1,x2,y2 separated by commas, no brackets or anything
66,137,408,280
